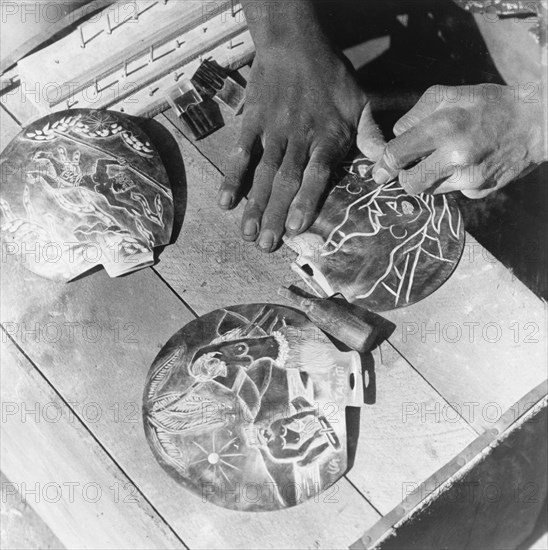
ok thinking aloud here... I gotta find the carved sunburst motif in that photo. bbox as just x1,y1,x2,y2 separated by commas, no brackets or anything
82,112,117,133
189,430,244,486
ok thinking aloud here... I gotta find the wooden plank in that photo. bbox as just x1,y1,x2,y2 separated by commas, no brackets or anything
16,1,250,116
347,343,477,514
0,42,253,123
1,472,65,550
384,236,548,432
18,1,213,99
0,0,116,75
0,80,42,127
0,105,20,147
0,337,185,550
0,235,379,549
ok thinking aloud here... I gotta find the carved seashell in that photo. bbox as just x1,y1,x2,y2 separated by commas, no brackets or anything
143,303,359,511
0,108,174,282
286,157,465,311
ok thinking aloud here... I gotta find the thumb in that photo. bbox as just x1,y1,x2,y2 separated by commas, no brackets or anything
356,103,386,162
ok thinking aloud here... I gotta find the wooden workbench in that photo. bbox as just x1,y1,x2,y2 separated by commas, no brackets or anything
1,67,547,549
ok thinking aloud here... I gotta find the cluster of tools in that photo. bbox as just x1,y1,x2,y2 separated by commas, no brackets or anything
166,59,245,139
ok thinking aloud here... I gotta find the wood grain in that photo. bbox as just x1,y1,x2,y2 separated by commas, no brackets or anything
384,236,548,432
18,1,210,100
1,337,185,550
16,1,251,116
347,343,477,514
1,80,43,126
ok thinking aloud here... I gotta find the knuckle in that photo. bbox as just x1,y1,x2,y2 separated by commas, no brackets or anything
394,114,418,134
322,122,353,146
295,121,314,141
261,212,284,233
306,161,331,185
256,160,280,180
423,84,446,102
275,178,300,195
448,148,474,167
278,166,302,187
244,197,264,214
292,197,316,216
234,143,253,157
226,153,246,172
261,159,279,171
441,108,472,135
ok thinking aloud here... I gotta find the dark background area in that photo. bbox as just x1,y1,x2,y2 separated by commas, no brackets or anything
317,0,548,302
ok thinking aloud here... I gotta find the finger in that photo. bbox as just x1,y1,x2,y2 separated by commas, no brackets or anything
218,124,259,210
356,103,386,162
373,113,448,185
258,141,307,250
398,149,457,195
401,158,494,198
393,85,444,136
241,142,284,246
286,141,342,235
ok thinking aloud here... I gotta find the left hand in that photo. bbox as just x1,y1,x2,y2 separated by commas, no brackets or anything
217,45,384,251
369,84,546,198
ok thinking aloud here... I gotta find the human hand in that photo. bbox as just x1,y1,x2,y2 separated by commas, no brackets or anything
217,45,384,251
370,84,546,198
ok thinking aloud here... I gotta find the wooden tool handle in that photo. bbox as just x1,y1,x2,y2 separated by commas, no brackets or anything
278,285,377,353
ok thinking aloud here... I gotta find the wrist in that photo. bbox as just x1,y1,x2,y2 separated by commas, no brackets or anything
242,0,329,56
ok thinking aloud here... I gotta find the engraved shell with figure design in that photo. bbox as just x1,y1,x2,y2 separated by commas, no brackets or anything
0,109,173,281
287,156,465,311
143,304,362,511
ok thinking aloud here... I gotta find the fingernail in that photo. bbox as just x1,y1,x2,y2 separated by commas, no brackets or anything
373,168,390,185
258,230,275,251
286,209,304,232
218,190,233,208
243,219,258,238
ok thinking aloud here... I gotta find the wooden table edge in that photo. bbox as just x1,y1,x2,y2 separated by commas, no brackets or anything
350,379,548,550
